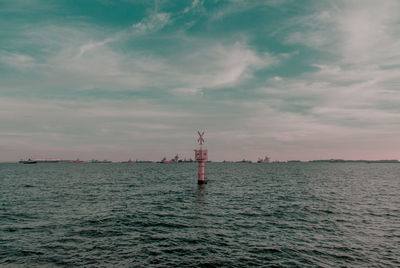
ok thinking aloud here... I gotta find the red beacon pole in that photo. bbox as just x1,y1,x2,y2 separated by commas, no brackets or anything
194,131,208,184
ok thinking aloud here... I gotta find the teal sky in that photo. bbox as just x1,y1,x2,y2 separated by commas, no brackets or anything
1,0,400,161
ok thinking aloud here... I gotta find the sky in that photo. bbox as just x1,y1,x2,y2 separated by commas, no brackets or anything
1,0,400,162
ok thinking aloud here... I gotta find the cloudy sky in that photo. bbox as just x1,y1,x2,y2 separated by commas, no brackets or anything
1,0,400,162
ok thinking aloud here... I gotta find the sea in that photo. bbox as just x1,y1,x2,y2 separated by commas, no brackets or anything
0,162,399,267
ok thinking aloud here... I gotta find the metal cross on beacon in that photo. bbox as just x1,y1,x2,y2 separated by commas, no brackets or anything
197,131,205,145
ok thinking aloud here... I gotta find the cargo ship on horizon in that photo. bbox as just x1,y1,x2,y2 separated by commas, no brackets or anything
19,159,37,164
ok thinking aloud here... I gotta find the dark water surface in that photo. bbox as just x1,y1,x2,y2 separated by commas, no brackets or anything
1,162,399,267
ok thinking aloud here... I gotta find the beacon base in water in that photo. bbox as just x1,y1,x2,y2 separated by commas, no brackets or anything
195,148,207,183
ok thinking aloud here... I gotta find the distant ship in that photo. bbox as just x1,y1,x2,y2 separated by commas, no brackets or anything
121,159,134,163
19,159,37,164
70,159,83,163
19,158,60,164
159,159,176,164
236,159,252,163
32,158,60,163
91,159,112,163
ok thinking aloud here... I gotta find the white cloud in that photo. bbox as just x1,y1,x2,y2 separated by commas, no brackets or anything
0,53,36,70
0,96,256,161
171,87,203,96
207,99,400,161
210,0,289,21
338,0,400,65
174,41,277,91
76,38,115,58
183,0,202,13
0,96,190,149
285,0,400,66
3,0,399,161
3,24,276,95
132,12,171,32
267,0,400,137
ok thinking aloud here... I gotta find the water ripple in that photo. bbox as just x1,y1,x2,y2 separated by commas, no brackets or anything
0,162,399,266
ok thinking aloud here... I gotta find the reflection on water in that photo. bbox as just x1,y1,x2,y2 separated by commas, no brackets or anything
193,184,207,212
196,184,206,200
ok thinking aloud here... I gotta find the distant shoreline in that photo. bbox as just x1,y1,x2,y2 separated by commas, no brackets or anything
2,159,399,164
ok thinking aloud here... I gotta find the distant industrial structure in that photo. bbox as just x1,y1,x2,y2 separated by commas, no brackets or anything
257,156,270,163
